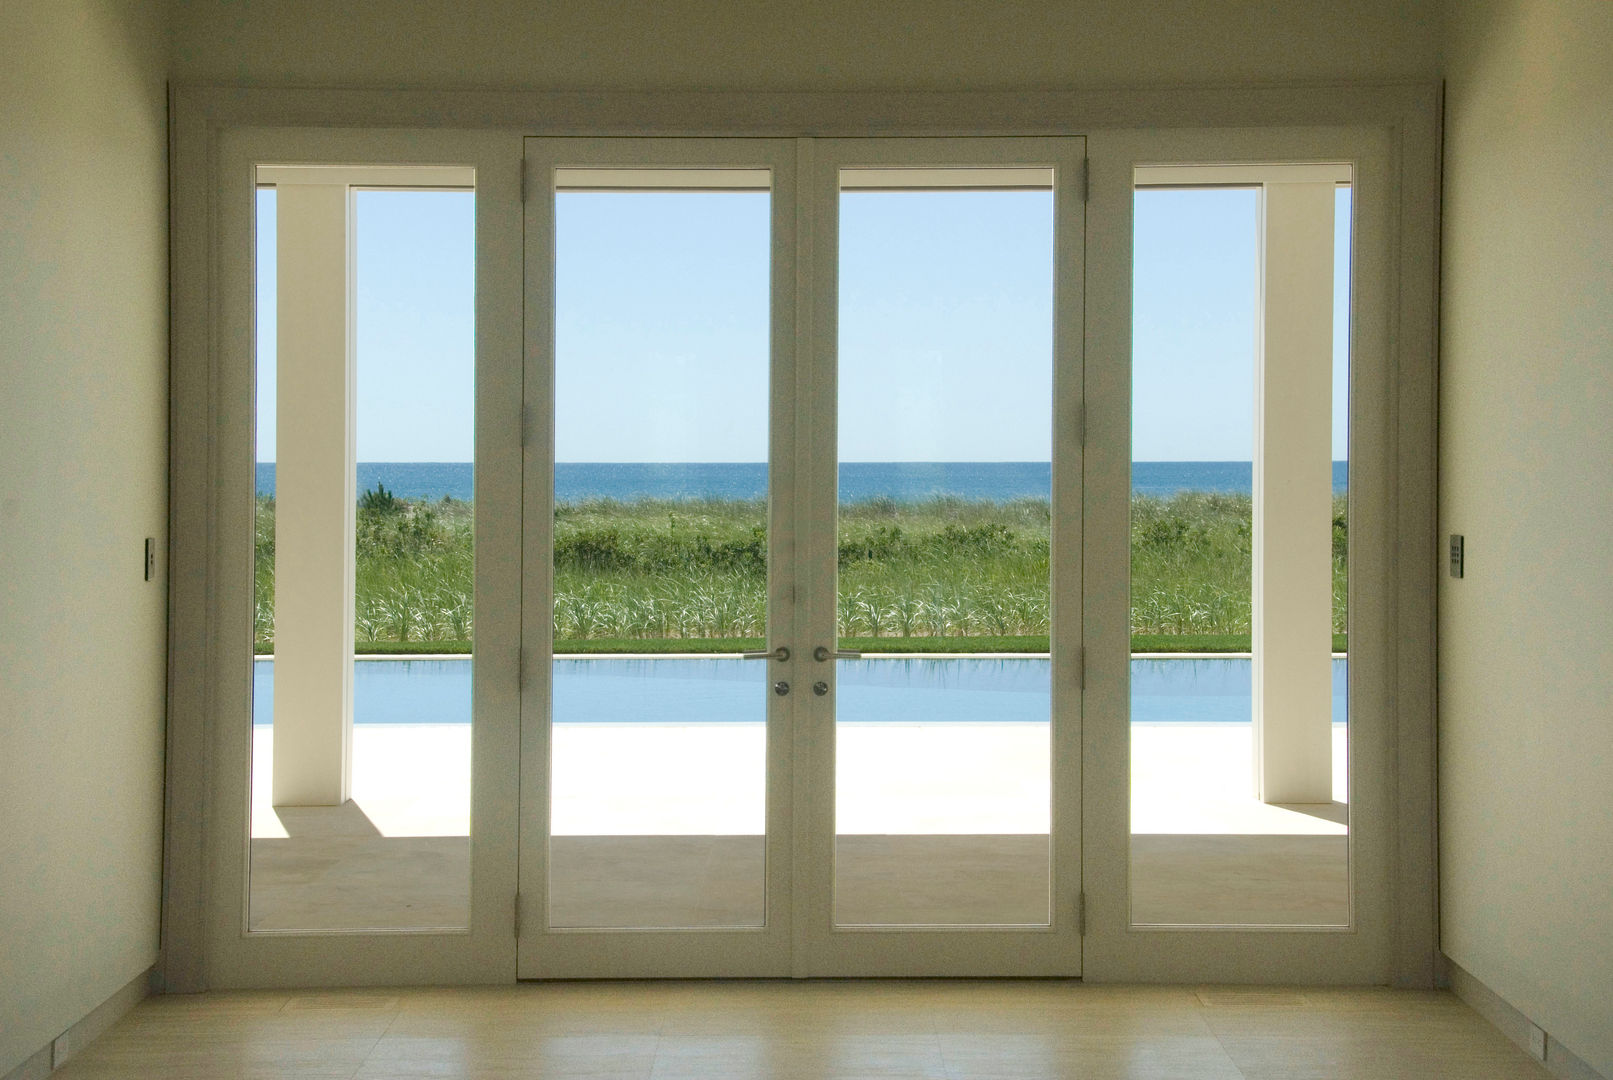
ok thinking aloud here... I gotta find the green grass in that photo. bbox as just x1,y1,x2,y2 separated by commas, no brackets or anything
358,640,474,655
254,490,1349,655
550,635,1051,655
257,634,1348,657
555,637,763,655
254,641,475,657
1130,633,1349,654
255,494,473,652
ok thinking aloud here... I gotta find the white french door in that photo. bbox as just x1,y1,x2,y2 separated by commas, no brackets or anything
517,138,800,977
203,123,1404,990
1079,127,1397,982
517,136,1087,977
202,123,1407,990
791,139,1085,976
210,127,523,988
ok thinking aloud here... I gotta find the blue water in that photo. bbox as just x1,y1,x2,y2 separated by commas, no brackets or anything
254,461,1349,502
251,657,1348,726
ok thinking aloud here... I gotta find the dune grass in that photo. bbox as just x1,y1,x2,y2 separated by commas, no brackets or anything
545,634,1349,655
253,491,1348,654
255,493,474,652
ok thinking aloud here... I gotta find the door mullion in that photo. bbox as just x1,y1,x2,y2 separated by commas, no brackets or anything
789,135,826,974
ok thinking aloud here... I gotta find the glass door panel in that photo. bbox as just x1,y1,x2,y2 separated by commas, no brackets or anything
1128,167,1352,928
519,139,798,978
547,175,773,930
207,126,522,987
249,173,476,932
833,173,1057,927
520,137,1081,977
796,139,1085,977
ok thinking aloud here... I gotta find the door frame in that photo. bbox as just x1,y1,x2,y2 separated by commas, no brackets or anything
166,85,1438,991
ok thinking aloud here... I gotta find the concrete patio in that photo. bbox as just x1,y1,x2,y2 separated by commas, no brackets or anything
248,720,1349,931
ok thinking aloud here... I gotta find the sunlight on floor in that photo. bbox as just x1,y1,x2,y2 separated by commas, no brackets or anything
250,722,1347,840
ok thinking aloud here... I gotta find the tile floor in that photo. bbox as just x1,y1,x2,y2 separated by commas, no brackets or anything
50,980,1553,1079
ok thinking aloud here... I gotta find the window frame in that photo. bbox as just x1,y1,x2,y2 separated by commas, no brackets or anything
165,90,1439,991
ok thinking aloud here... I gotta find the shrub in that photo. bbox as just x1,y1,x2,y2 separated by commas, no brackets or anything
359,482,401,514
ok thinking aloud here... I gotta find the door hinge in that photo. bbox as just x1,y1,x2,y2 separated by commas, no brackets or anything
514,892,523,938
517,646,525,691
1080,158,1090,204
1078,646,1086,691
1077,891,1087,936
1077,400,1086,450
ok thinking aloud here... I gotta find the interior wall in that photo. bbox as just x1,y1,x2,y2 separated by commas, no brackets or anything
0,1,170,1073
169,0,1439,91
1438,0,1613,1074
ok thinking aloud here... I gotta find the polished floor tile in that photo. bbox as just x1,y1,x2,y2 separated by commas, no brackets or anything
51,981,1552,1080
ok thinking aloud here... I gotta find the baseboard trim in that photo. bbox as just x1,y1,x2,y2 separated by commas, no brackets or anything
1447,957,1607,1080
1,968,152,1080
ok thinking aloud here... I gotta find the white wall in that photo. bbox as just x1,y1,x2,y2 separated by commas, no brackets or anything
169,0,1438,90
1439,0,1613,1074
0,2,170,1073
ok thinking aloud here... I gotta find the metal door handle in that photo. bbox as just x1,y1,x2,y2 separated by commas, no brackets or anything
742,646,791,662
813,646,861,661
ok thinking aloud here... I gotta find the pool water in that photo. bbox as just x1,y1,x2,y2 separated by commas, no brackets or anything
251,657,1348,726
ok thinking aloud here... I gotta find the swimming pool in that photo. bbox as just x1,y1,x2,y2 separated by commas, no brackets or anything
251,656,1348,725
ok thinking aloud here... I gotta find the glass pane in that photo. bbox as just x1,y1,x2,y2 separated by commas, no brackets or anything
1128,181,1350,927
251,182,475,931
834,174,1054,926
549,179,771,929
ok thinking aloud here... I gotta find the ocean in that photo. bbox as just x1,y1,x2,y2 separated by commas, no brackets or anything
255,461,1348,502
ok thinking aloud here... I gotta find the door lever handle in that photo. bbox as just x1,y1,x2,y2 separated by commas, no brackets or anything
813,646,862,661
742,646,791,662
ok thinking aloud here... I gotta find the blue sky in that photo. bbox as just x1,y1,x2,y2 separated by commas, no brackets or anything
1135,187,1351,461
256,189,476,464
554,192,770,463
256,183,1350,463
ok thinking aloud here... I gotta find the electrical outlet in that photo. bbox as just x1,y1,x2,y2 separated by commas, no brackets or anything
51,1032,71,1068
1527,1021,1547,1062
1448,533,1465,578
